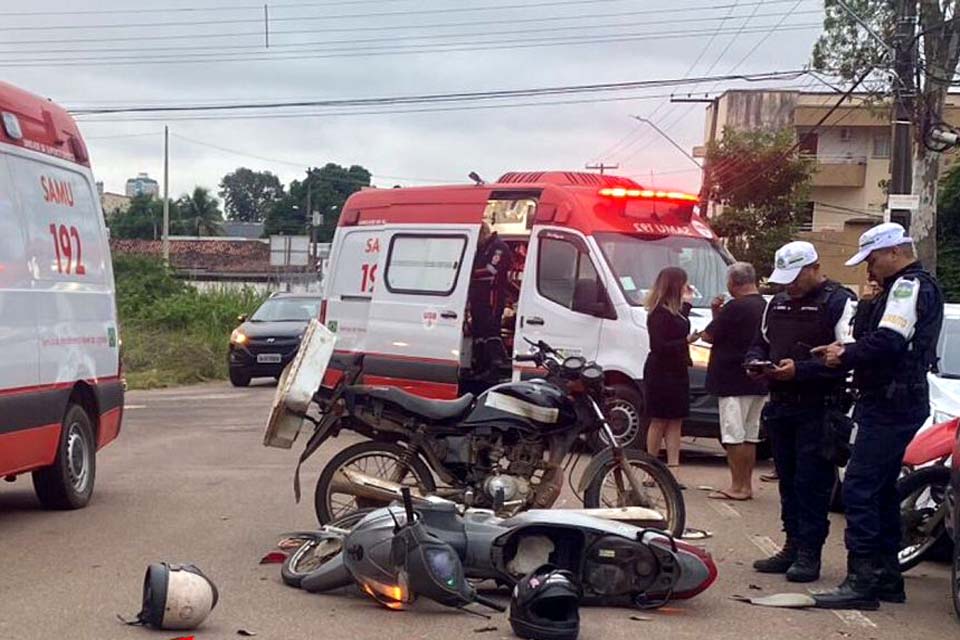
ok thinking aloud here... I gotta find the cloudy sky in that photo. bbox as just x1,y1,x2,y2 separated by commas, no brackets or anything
3,0,826,200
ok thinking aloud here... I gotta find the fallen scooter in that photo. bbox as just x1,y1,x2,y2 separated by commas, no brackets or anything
282,489,717,611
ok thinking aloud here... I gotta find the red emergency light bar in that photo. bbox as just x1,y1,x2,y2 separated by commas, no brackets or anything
598,187,699,202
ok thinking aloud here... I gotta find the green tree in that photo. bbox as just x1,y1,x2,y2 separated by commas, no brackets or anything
705,127,815,277
264,163,371,238
937,162,960,301
811,0,960,270
218,167,284,223
109,195,179,240
176,187,224,237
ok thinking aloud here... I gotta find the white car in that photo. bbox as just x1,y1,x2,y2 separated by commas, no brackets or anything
927,304,960,427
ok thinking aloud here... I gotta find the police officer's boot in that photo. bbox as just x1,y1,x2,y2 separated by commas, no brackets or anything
812,555,880,611
752,538,798,574
873,553,906,603
785,547,821,583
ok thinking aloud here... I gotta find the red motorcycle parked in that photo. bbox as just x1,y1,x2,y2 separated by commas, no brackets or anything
897,417,959,571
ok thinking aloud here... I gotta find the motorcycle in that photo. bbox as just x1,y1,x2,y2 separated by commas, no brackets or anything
282,489,717,612
897,416,959,571
296,339,685,536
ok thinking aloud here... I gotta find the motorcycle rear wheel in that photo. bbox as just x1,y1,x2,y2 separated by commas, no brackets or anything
897,465,952,571
582,450,686,537
314,441,436,525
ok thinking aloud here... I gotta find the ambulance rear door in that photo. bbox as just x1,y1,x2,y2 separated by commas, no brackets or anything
322,225,383,355
365,225,478,398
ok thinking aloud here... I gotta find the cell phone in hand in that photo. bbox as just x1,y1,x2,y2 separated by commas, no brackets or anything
744,360,775,372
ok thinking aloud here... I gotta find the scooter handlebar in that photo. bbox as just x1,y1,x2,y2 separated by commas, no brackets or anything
473,594,507,612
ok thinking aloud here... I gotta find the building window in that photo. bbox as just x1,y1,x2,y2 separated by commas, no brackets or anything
798,131,819,156
872,131,891,158
798,202,814,232
840,127,852,143
384,234,467,296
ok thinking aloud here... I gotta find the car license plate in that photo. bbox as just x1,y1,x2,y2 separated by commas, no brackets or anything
257,353,282,364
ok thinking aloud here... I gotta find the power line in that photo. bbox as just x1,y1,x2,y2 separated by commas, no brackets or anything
71,70,810,115
0,0,819,47
588,0,744,163
75,83,816,124
169,132,459,185
0,0,420,17
0,9,823,59
5,22,821,69
0,0,652,32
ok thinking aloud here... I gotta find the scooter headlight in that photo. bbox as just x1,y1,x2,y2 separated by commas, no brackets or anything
358,576,410,610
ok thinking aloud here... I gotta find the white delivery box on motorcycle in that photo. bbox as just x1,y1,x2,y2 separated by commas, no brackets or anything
319,171,731,448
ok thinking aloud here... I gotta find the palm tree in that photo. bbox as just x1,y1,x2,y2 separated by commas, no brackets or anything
177,187,224,237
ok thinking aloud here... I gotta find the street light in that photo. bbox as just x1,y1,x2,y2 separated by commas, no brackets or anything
630,116,702,168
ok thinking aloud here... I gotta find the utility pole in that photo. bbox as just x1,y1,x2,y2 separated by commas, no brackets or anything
889,0,918,230
671,96,717,216
162,125,170,264
585,162,619,175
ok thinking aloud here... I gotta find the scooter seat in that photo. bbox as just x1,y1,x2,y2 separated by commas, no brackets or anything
350,386,475,421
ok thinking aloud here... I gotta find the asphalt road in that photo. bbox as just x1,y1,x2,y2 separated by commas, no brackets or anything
1,381,956,640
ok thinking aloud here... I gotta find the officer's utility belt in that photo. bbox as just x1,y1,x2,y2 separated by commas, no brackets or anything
769,390,828,406
857,381,927,402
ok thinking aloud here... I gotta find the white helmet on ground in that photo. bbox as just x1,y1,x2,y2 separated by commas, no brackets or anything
134,563,219,630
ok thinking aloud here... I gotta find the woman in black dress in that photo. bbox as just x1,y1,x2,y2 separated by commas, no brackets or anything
644,267,699,479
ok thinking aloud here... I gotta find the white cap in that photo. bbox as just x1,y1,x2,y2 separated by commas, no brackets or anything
768,241,819,285
844,222,913,266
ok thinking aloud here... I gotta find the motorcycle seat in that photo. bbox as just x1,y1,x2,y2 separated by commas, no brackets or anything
349,386,475,421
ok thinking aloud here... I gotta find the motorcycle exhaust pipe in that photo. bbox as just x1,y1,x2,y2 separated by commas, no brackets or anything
329,468,428,504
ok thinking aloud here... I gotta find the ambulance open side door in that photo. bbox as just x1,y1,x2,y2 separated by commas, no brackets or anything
364,224,479,398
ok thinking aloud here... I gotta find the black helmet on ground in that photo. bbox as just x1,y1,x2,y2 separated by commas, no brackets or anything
509,564,582,640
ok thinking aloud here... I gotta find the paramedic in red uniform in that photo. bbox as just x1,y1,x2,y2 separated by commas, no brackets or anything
471,222,514,370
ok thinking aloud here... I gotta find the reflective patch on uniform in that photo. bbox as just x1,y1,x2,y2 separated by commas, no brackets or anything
485,391,559,423
836,299,857,344
878,277,919,339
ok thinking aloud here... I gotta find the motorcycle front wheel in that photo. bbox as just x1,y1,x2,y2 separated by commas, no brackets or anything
897,465,952,571
582,450,685,538
281,510,372,588
314,441,437,525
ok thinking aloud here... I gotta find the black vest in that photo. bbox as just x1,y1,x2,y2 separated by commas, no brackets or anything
765,280,851,393
853,264,943,396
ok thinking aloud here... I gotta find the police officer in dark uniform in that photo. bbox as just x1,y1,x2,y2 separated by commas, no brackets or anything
813,222,943,610
746,241,856,583
470,222,514,373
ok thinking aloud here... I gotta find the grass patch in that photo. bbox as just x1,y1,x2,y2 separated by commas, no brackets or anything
115,255,266,389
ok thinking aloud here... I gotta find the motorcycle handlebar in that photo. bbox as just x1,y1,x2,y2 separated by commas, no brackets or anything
514,354,540,363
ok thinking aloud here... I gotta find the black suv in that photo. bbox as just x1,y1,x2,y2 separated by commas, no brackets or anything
228,293,321,387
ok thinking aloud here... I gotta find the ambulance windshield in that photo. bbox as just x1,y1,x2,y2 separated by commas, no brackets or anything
595,232,731,308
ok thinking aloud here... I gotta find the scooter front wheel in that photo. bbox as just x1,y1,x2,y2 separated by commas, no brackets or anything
281,510,373,588
582,450,686,537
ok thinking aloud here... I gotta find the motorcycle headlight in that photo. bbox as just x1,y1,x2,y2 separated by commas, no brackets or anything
934,410,956,425
358,577,409,610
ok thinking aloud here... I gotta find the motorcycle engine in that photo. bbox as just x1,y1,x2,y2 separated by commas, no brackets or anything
483,474,531,503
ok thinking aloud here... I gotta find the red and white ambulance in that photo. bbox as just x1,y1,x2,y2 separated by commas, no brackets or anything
0,82,123,509
320,171,730,447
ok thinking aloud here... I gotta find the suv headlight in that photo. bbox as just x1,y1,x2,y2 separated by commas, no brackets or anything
230,329,248,345
689,343,711,369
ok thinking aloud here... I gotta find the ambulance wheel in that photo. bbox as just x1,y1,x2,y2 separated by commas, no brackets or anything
33,404,97,510
592,384,647,451
230,369,251,387
315,442,436,525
